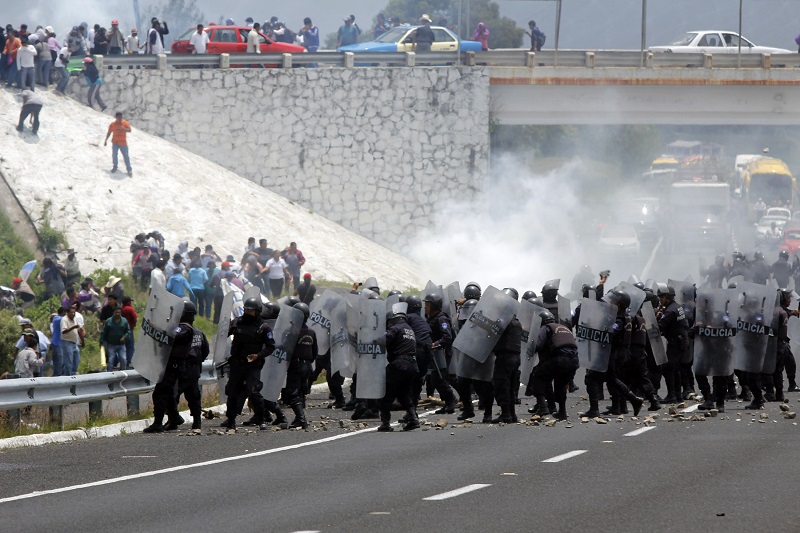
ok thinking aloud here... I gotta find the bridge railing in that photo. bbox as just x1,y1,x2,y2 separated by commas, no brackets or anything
0,362,218,427
91,49,800,71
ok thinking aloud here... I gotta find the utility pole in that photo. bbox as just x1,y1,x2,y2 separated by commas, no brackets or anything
133,0,142,34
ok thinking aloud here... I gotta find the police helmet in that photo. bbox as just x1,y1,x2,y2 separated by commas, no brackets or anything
754,251,764,261
398,295,407,303
406,294,423,310
460,298,478,318
286,296,300,307
423,292,443,309
727,282,738,289
181,300,197,323
522,290,537,301
293,302,310,322
263,302,281,319
633,282,645,291
387,289,402,297
530,297,544,307
502,287,519,301
243,297,262,313
539,309,556,325
364,276,380,292
643,289,658,305
780,250,790,260
581,284,596,299
463,284,482,300
606,289,631,311
367,291,382,300
657,285,675,298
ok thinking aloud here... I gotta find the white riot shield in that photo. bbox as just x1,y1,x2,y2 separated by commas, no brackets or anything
453,286,520,364
260,304,304,402
330,299,356,378
309,290,342,355
212,291,236,366
641,302,667,366
454,349,495,381
519,313,543,386
628,274,642,285
763,292,781,374
517,299,538,357
669,279,695,307
575,298,617,373
616,282,646,315
445,282,462,333
244,285,262,304
734,282,776,373
356,298,387,399
134,283,186,383
557,295,571,327
385,293,401,313
693,288,739,377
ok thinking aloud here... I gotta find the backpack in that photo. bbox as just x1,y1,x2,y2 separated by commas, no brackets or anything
535,29,546,50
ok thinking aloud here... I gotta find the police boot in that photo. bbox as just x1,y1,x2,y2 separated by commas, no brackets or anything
434,390,457,414
191,417,202,430
788,381,800,392
738,385,752,402
242,415,262,427
553,402,568,421
457,401,476,420
289,404,308,430
164,414,186,431
490,405,512,424
618,399,629,415
328,392,346,409
626,392,644,416
342,392,357,411
143,421,165,433
508,403,518,423
482,403,493,424
745,388,765,410
270,404,288,426
697,399,715,411
547,400,557,415
764,384,776,402
568,380,579,393
403,408,420,431
715,401,725,413
603,397,622,416
648,394,661,411
530,396,548,416
377,411,393,432
579,398,600,418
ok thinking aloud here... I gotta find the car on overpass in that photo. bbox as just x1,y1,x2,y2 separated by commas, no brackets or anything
338,25,482,53
171,24,305,55
649,31,792,54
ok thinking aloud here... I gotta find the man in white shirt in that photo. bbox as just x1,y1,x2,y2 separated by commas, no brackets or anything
54,45,70,93
60,306,82,375
188,24,209,54
247,22,261,53
150,260,166,292
16,35,37,91
126,28,140,53
16,89,43,135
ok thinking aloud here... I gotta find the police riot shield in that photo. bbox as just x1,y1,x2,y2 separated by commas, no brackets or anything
640,301,667,366
557,295,571,327
452,286,520,364
445,282,462,333
733,282,777,374
693,288,739,377
454,349,496,382
519,312,543,386
574,298,617,373
244,285,262,305
330,299,356,378
308,290,341,355
763,291,780,374
517,299,538,358
543,279,560,292
628,274,642,285
790,315,800,366
356,297,387,399
260,304,304,402
727,275,744,288
212,291,236,366
616,282,646,315
346,292,360,350
385,293,401,313
134,283,186,383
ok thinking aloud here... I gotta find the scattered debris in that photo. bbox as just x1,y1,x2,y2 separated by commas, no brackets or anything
594,417,608,424
784,412,797,420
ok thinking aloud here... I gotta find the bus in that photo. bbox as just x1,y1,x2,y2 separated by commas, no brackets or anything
741,157,796,221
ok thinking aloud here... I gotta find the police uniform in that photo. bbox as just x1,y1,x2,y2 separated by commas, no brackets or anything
426,308,458,413
406,309,432,408
626,314,661,411
286,323,318,429
148,320,209,431
224,313,276,429
531,322,579,420
491,317,522,423
378,317,419,431
658,300,690,403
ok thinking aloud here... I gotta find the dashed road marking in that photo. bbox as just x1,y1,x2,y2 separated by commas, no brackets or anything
423,484,492,501
624,427,656,437
542,450,588,463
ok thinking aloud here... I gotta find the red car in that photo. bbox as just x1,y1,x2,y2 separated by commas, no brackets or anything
172,25,305,55
779,226,800,256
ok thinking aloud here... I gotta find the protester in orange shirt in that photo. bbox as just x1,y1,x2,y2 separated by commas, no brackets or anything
103,112,133,176
3,29,22,88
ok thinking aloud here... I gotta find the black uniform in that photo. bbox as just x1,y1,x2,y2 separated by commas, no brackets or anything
625,314,659,407
492,317,522,421
379,319,419,420
658,300,690,402
426,309,458,411
406,310,432,406
748,259,770,285
531,323,579,418
771,258,794,288
225,314,275,428
765,305,791,402
679,300,696,398
151,322,209,429
285,323,317,428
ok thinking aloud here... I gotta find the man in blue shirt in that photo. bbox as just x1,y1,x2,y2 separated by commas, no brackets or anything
50,308,66,376
166,267,195,300
299,17,319,52
336,16,359,48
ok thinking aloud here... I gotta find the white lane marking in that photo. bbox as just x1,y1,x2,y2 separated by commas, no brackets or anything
291,531,321,533
681,404,700,413
640,235,664,280
624,427,656,437
121,456,157,458
0,409,441,504
542,450,588,463
423,484,492,501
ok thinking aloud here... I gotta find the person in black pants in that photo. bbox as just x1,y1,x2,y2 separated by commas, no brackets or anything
531,310,580,420
285,303,317,429
17,90,43,135
143,302,209,433
378,305,420,432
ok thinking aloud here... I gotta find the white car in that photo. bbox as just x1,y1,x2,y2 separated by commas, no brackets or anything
754,215,787,243
650,31,792,54
766,207,791,221
598,224,640,255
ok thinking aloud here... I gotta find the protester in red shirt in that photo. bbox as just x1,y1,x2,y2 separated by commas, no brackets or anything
120,296,138,368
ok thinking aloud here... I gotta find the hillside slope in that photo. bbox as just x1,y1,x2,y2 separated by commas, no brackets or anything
0,88,421,290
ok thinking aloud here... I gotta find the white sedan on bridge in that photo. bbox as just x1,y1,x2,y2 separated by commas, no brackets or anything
650,31,792,54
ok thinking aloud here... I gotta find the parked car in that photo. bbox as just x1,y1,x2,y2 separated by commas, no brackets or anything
779,226,800,256
598,224,640,256
754,215,787,243
171,25,305,55
650,31,792,54
766,207,792,221
338,25,482,53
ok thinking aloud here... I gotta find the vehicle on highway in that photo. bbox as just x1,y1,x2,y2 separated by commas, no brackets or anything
740,157,796,221
598,224,640,256
650,31,792,54
766,207,792,221
665,181,731,253
338,25,482,53
779,226,800,256
171,25,305,55
754,215,787,244
617,197,661,243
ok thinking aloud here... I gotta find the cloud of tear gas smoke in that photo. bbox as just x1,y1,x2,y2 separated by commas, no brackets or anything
410,154,598,296
3,2,133,37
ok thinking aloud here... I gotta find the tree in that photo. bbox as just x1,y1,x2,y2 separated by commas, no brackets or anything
379,0,523,48
140,0,205,44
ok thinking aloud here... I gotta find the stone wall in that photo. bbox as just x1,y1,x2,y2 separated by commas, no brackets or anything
69,66,490,248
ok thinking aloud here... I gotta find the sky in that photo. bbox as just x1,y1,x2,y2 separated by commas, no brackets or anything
3,0,797,50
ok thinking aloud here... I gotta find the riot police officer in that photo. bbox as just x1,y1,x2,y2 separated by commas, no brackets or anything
424,292,458,414
767,289,796,402
748,251,769,285
378,304,420,432
601,289,644,416
405,295,432,411
223,297,284,431
771,251,794,289
657,285,690,404
490,288,523,424
144,301,209,433
531,310,579,420
702,255,727,289
285,302,317,429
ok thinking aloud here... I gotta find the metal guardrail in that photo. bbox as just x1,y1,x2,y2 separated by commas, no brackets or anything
0,361,217,411
94,49,800,70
